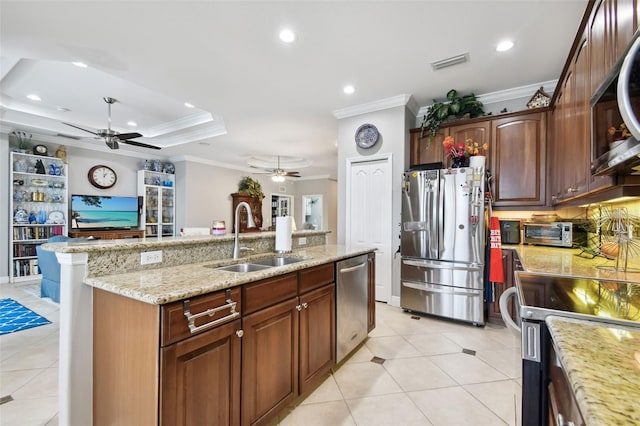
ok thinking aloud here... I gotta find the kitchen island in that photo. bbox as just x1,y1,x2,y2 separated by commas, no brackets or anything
42,231,375,426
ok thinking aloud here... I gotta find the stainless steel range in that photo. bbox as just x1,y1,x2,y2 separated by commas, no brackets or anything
503,271,640,426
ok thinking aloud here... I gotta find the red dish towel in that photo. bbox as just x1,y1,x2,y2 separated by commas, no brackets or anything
489,216,504,283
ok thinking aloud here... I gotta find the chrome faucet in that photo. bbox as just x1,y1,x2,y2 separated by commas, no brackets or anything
233,201,256,259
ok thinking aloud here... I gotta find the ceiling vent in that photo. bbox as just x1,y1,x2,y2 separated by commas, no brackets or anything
430,53,469,71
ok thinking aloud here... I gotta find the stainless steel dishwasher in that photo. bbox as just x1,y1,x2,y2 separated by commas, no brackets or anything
336,254,369,363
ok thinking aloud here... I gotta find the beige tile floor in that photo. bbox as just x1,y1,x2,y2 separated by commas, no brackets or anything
0,281,522,426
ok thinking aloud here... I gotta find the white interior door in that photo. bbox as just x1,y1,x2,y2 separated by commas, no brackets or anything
346,156,392,302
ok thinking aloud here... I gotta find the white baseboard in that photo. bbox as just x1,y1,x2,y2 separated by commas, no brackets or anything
389,295,401,307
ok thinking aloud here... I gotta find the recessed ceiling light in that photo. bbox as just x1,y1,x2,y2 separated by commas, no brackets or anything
56,106,71,112
127,121,138,127
72,61,88,68
26,94,41,101
343,85,355,95
184,102,195,108
496,40,514,52
279,29,295,43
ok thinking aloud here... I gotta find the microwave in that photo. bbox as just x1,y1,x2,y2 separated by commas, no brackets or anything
523,222,587,248
591,29,640,176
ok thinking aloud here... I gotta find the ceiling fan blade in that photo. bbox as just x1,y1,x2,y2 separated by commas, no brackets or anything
283,171,300,175
284,173,301,177
117,132,143,140
62,122,99,136
120,139,161,150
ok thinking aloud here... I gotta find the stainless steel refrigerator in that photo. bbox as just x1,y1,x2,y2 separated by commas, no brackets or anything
400,166,486,325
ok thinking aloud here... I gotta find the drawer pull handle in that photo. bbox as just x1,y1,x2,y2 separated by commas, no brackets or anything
236,329,244,338
183,289,239,334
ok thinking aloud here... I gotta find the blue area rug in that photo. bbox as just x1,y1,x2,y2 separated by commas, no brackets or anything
0,298,51,335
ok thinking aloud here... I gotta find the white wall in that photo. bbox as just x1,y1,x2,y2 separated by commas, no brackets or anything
337,104,411,303
293,178,338,245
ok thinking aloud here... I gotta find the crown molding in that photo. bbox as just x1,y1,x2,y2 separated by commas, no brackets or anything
416,79,558,117
333,94,414,119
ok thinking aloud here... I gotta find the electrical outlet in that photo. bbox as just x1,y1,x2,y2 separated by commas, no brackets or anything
298,237,307,245
141,250,163,265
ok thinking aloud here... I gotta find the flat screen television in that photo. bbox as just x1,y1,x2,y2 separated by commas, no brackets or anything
70,195,141,230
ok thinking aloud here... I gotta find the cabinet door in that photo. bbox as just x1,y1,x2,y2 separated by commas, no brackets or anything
447,121,491,170
488,250,515,323
299,283,335,394
613,0,637,64
570,36,591,198
242,297,299,426
161,319,242,426
491,112,546,207
590,0,608,95
409,128,445,167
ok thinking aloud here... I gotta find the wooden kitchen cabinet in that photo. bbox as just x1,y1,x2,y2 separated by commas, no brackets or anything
242,297,299,426
409,127,445,167
241,265,336,425
161,319,242,426
299,283,336,394
488,249,516,324
491,111,547,207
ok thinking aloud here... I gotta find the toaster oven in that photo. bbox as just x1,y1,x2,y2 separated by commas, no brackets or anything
523,222,587,248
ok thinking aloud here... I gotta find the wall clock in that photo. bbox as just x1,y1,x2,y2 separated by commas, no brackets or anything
88,165,117,189
33,144,49,156
355,123,379,149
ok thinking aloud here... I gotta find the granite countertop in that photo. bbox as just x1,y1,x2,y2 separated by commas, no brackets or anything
84,244,373,305
546,315,640,425
504,244,640,282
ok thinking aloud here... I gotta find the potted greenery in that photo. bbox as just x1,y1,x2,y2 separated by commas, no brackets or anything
10,130,33,153
420,89,485,140
238,176,265,201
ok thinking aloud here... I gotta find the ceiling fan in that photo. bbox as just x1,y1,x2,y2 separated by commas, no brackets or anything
63,97,160,150
252,156,301,181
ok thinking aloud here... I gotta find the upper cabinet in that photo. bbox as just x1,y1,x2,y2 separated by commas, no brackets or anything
491,111,547,207
410,110,545,209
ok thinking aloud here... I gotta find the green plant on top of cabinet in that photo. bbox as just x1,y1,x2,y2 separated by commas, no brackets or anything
138,170,175,237
10,151,68,281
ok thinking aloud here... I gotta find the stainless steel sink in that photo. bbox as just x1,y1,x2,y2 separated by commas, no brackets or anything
213,263,272,273
251,256,306,267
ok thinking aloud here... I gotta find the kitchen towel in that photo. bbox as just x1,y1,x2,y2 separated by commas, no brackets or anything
275,216,293,252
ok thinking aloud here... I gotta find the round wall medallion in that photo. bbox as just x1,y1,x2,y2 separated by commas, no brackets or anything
355,123,379,149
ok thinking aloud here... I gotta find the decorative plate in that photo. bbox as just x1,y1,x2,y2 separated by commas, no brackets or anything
48,210,65,224
355,123,379,149
31,179,48,186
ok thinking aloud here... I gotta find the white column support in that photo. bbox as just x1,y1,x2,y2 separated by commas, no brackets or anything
56,252,91,426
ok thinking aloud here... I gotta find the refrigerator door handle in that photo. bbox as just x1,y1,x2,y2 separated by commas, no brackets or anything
402,281,482,295
403,259,481,271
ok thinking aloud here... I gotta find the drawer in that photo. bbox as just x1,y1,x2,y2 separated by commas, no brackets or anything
161,287,241,346
299,262,334,294
243,273,298,315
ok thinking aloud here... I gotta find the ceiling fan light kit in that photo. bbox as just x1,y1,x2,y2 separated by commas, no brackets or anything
251,155,302,180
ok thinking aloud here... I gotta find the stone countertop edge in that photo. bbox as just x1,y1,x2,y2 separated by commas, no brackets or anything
83,245,375,305
545,315,640,425
502,244,640,282
42,230,330,254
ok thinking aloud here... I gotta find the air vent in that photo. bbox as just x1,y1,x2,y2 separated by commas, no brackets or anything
430,53,469,70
